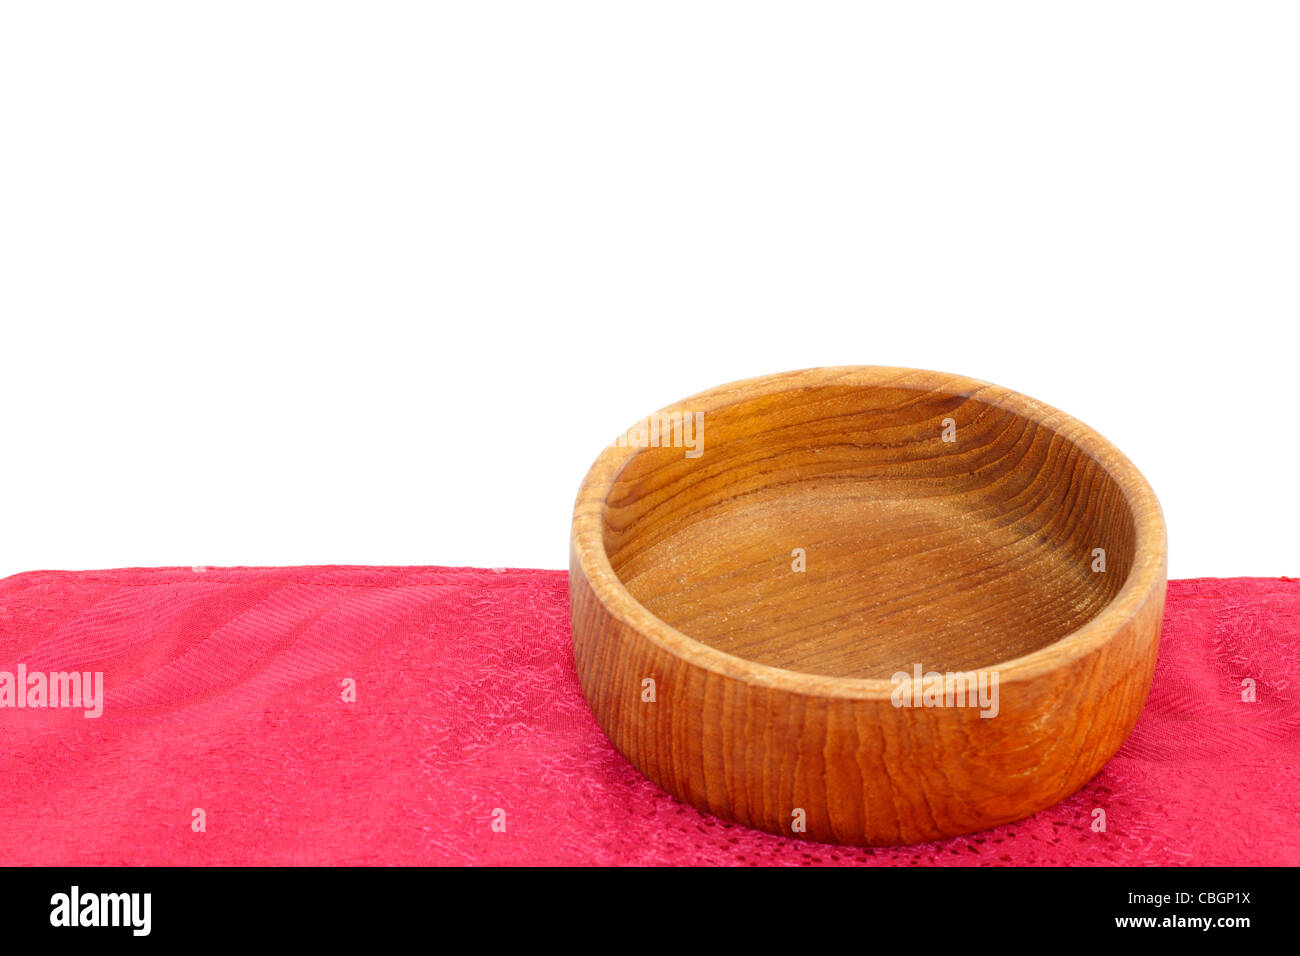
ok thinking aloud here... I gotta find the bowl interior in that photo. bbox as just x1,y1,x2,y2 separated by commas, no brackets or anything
601,380,1137,679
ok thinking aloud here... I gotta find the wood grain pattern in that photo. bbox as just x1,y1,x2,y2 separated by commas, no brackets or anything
570,366,1166,846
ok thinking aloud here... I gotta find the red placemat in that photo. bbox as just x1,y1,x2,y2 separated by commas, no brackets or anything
0,567,1295,865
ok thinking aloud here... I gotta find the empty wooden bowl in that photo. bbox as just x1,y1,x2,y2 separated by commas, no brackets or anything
570,366,1166,846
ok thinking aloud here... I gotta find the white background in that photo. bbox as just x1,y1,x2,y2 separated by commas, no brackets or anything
1,2,1296,580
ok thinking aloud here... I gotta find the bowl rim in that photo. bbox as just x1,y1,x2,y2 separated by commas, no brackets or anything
571,365,1167,699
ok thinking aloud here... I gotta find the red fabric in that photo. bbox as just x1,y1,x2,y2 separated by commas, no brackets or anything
0,566,1295,866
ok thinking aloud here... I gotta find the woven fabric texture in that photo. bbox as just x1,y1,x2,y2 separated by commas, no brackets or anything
0,567,1294,865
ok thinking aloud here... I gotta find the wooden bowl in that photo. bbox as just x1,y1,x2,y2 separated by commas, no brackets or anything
570,366,1166,846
